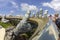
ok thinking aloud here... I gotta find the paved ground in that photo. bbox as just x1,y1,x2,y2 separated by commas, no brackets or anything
32,22,59,40
0,27,5,40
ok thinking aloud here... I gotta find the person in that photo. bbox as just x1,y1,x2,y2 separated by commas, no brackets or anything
52,14,60,38
52,14,60,29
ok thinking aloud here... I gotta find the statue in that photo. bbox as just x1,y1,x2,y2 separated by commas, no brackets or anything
32,12,35,18
13,10,32,36
39,8,43,18
36,11,39,18
44,10,48,18
4,10,32,40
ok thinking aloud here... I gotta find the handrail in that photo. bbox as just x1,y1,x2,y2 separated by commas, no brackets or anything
29,18,48,40
32,20,59,40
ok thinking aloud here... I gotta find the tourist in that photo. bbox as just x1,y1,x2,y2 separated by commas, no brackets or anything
52,14,60,38
52,14,60,29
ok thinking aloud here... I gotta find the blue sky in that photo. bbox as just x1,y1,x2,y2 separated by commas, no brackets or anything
0,0,59,16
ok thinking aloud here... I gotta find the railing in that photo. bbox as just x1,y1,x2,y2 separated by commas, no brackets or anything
32,20,59,40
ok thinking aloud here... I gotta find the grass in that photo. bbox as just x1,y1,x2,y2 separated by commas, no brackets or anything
0,22,12,28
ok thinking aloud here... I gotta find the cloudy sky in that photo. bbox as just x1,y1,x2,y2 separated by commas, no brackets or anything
0,0,59,16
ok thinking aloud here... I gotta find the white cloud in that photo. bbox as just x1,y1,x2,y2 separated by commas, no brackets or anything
0,0,19,9
10,1,19,8
42,0,60,11
20,3,38,11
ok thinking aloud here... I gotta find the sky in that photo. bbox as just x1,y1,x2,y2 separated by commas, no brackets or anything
0,0,60,16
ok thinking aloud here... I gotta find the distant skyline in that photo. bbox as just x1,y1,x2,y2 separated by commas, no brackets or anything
0,0,60,16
